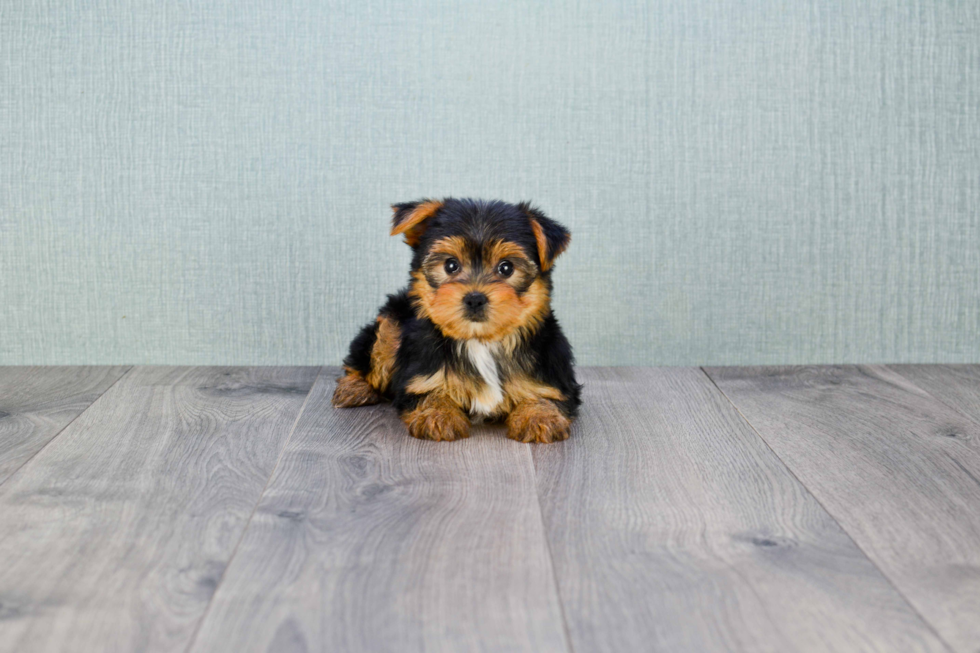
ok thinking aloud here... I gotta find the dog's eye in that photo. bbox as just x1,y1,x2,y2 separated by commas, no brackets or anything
497,260,514,278
444,258,460,275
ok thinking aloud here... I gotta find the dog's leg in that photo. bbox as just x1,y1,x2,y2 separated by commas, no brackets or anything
365,315,400,393
506,398,571,443
332,369,383,407
401,393,470,441
334,311,403,408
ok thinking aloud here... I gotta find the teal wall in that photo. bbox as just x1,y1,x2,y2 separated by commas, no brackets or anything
1,1,978,366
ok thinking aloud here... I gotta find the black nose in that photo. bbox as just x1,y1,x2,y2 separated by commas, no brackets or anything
463,291,488,313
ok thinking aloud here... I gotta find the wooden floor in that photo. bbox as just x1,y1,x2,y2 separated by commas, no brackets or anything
0,366,978,653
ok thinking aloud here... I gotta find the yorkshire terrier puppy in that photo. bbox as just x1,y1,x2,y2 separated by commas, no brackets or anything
332,198,581,443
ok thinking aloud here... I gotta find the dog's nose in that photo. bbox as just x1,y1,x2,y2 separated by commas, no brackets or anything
463,291,488,312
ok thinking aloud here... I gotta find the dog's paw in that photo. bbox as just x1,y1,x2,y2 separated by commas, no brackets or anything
506,399,571,444
332,371,383,408
402,395,470,441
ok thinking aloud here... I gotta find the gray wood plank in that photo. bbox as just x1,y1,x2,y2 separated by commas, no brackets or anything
0,366,130,485
188,367,569,653
706,365,980,653
533,367,947,653
889,365,980,426
0,366,318,653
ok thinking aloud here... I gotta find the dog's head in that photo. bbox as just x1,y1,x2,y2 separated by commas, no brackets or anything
391,198,570,341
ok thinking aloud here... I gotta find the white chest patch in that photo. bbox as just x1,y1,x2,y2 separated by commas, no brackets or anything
464,339,504,417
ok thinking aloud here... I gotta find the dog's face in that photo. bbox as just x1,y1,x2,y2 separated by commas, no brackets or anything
391,198,570,341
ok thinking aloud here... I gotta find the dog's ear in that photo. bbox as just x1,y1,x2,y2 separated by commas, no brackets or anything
520,203,570,272
390,199,443,247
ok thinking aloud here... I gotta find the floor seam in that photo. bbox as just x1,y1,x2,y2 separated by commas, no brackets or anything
182,365,323,653
0,365,134,491
884,364,980,431
698,366,957,653
527,444,577,653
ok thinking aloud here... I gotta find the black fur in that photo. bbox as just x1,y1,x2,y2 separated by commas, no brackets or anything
524,313,581,417
341,198,582,421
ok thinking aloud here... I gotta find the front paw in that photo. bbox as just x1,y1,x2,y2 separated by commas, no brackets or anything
506,399,571,444
402,395,470,441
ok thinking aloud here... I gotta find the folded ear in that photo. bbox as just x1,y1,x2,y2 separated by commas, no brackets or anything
390,199,444,247
519,202,571,271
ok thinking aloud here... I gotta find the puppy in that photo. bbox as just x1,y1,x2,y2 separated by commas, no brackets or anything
332,198,581,443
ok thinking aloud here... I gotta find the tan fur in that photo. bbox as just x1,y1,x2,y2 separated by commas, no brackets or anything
406,368,448,395
484,240,533,269
332,369,383,408
506,398,571,443
407,368,564,420
365,315,401,392
391,200,444,247
402,393,470,441
529,218,569,271
409,273,551,342
406,368,481,413
503,375,565,405
429,236,471,268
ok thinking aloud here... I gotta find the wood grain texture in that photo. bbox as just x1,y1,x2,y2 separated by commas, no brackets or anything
189,367,569,653
706,365,980,653
0,366,129,485
532,367,946,653
0,366,318,653
889,365,980,426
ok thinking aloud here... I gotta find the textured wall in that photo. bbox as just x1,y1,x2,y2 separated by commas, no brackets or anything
1,1,978,366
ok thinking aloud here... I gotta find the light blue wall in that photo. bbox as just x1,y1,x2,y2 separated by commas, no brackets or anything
1,1,978,366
